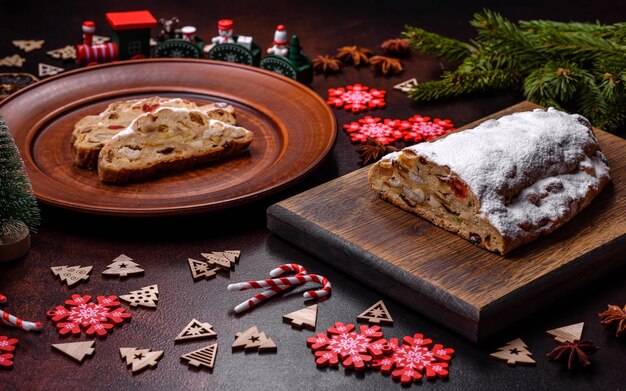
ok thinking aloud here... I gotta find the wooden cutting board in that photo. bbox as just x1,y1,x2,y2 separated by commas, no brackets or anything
267,102,626,343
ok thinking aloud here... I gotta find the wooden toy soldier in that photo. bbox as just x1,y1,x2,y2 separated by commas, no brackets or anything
267,25,288,56
82,21,95,46
212,19,235,44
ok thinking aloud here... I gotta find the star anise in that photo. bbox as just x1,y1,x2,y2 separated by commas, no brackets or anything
370,56,403,75
357,137,398,166
599,304,626,337
380,38,411,57
336,46,373,66
546,340,598,370
312,55,343,74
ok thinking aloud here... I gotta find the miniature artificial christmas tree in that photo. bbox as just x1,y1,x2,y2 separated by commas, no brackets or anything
0,116,39,262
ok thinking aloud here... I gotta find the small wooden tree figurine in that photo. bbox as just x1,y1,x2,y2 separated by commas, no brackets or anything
119,285,159,308
490,338,536,366
0,116,39,262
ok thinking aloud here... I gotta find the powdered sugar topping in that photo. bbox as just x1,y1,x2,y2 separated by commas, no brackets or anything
384,108,610,239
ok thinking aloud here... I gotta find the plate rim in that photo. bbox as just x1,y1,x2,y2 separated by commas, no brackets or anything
0,58,337,217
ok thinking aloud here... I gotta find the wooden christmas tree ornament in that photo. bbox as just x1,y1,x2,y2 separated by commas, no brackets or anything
232,326,277,353
490,338,536,366
51,265,92,287
46,46,76,60
52,341,95,363
181,343,217,370
393,78,418,92
102,254,145,278
120,347,163,373
0,55,26,68
201,250,240,271
12,40,45,52
119,285,159,308
283,304,317,330
38,63,64,78
357,300,394,325
546,322,584,343
175,319,217,342
188,258,217,281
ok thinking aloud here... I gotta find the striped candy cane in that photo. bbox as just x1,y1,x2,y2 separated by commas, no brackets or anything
0,294,43,332
232,263,308,313
228,273,332,299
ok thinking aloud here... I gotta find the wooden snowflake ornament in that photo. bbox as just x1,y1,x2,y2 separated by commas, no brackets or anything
102,254,144,278
119,285,159,308
51,265,92,287
402,114,455,143
490,338,536,366
357,300,393,325
181,344,217,370
120,347,164,373
188,258,217,281
232,326,277,353
175,319,217,342
546,322,584,343
283,304,317,330
46,294,131,337
0,336,18,369
52,341,95,363
327,84,386,114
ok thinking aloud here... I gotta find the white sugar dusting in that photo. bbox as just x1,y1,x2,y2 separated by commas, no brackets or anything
383,108,611,239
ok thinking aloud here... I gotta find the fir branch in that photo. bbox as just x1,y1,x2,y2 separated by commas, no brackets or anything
408,69,520,101
403,26,474,62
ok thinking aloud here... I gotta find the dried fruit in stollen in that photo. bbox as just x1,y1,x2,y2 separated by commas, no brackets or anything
357,137,399,165
370,56,403,75
46,294,131,337
402,114,455,143
547,340,598,370
336,46,373,66
312,55,343,75
599,304,626,337
327,84,386,114
343,116,406,145
380,38,411,57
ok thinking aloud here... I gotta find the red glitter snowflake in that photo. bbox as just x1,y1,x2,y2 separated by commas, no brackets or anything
402,115,455,143
327,84,386,114
46,294,131,337
0,336,18,368
372,333,454,385
343,116,408,144
307,322,384,371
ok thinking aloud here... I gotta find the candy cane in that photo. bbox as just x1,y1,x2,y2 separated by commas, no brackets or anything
0,294,43,332
231,263,315,313
228,273,332,299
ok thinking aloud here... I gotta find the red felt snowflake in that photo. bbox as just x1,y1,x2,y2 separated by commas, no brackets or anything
307,322,384,371
0,336,18,368
402,115,455,143
46,294,131,337
372,333,454,385
343,116,408,145
327,84,386,114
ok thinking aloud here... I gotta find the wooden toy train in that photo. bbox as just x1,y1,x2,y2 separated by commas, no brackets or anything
76,10,312,84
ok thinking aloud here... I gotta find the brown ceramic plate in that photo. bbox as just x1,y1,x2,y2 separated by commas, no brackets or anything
0,59,336,216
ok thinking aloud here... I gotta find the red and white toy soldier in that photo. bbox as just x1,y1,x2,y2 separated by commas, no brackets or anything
212,19,235,44
82,21,96,46
267,25,288,56
181,26,196,42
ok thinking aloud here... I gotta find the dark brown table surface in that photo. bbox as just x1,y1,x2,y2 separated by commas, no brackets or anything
1,1,625,390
